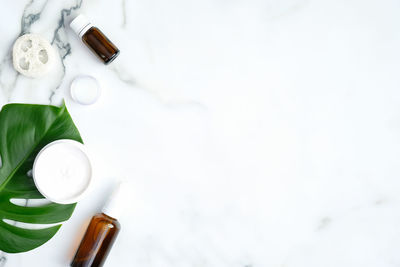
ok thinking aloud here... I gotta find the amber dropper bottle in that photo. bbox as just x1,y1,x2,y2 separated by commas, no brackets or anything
70,14,120,64
71,183,125,267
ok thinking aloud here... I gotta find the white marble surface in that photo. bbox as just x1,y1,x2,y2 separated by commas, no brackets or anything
1,0,400,266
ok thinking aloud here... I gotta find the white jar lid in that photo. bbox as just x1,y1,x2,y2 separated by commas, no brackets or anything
32,140,92,204
70,75,101,105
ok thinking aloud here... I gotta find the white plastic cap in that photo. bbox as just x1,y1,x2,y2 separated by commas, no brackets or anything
102,182,126,220
70,14,92,38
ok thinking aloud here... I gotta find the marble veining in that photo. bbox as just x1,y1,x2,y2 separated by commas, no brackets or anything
1,0,400,266
48,0,83,103
0,0,85,105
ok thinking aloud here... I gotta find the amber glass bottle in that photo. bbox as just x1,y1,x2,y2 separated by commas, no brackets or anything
71,213,120,267
70,14,120,64
71,183,124,267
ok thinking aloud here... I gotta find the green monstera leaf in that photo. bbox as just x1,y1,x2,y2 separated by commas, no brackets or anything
0,103,82,253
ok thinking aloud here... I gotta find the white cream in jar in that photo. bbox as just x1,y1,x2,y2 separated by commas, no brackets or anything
33,139,92,204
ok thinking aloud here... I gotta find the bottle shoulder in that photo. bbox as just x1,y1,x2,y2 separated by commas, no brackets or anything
85,26,101,35
92,213,120,228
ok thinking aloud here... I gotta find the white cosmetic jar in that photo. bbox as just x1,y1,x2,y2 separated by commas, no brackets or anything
70,75,101,105
32,139,92,204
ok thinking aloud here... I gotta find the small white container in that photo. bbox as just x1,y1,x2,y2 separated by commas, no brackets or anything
33,139,92,204
70,75,101,105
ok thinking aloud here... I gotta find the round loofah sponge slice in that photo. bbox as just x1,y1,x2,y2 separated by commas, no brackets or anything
12,33,56,78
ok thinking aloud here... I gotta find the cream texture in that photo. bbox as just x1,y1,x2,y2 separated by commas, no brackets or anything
33,140,91,204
